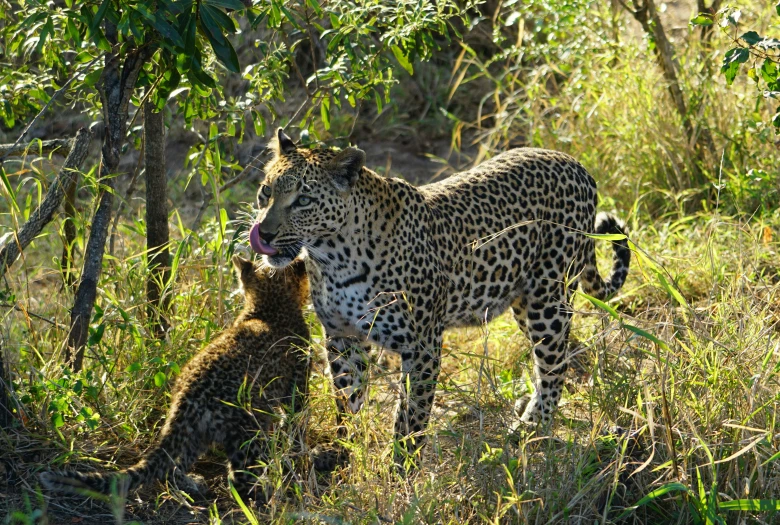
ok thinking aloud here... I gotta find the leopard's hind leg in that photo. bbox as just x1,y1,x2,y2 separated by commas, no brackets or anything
515,279,572,427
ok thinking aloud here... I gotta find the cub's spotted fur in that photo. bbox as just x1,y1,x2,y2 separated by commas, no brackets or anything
40,256,310,500
249,129,630,466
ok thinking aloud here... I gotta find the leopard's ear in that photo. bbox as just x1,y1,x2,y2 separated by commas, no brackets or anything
326,147,365,191
269,128,296,157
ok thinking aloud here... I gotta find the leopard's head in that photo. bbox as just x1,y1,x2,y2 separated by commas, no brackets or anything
248,128,365,268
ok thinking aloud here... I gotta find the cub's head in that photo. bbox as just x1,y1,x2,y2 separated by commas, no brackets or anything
232,254,309,313
248,128,365,268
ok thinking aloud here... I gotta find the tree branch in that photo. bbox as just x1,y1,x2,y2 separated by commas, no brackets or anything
143,100,171,337
621,0,716,185
67,35,155,370
0,55,102,165
0,138,73,159
0,129,93,281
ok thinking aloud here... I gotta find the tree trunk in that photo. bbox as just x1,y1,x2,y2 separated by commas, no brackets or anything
0,129,92,281
67,24,152,370
0,339,11,429
143,101,170,337
624,0,716,185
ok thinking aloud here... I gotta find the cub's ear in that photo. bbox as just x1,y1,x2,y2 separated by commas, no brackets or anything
326,147,365,191
269,128,296,157
231,254,253,280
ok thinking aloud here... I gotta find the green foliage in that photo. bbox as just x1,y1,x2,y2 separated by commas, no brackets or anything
1,0,475,144
618,477,780,523
3,0,780,523
692,6,780,127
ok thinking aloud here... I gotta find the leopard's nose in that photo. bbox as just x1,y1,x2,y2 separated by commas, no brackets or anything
258,229,277,243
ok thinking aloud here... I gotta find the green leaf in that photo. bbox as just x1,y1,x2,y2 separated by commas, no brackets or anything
578,291,620,319
306,0,323,17
279,4,302,29
66,16,81,43
689,14,713,26
157,66,182,107
585,232,627,241
153,371,167,387
188,52,216,90
83,68,102,88
139,7,185,49
760,59,777,84
740,31,761,46
391,45,414,75
721,47,749,85
773,112,780,129
87,323,105,346
623,324,670,351
617,483,690,519
205,4,237,33
321,96,330,130
200,5,240,73
51,412,65,428
654,270,688,307
719,499,780,511
1,167,21,215
89,0,111,36
229,479,259,525
203,0,246,10
35,17,54,54
776,1,780,17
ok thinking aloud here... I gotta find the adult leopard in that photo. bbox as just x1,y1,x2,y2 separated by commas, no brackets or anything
249,129,630,467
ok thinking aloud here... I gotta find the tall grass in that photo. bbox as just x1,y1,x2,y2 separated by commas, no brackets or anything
2,1,780,523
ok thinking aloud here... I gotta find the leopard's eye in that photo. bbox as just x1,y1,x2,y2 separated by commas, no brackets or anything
295,195,312,207
261,185,272,197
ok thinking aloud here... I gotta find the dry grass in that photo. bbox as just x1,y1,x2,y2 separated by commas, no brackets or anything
2,2,780,523
2,208,780,524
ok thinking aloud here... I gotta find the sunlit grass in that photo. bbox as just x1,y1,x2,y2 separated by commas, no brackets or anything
2,203,780,523
2,2,780,522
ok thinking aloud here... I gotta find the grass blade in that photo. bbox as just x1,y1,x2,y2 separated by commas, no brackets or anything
617,482,691,519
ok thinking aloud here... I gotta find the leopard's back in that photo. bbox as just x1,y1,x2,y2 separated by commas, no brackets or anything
420,148,598,326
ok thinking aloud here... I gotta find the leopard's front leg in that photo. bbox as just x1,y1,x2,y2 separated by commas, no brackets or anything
393,327,443,472
326,336,371,431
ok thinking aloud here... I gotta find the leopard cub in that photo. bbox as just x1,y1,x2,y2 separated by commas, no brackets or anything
41,255,310,502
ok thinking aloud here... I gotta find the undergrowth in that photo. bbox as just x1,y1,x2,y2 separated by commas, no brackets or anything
2,196,780,524
2,1,780,524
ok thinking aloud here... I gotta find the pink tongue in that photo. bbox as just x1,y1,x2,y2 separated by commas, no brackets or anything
249,223,278,256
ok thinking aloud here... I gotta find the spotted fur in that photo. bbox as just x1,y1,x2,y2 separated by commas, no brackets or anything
40,256,310,501
251,129,630,466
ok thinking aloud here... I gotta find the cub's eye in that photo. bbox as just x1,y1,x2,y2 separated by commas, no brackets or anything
294,195,312,207
261,185,272,197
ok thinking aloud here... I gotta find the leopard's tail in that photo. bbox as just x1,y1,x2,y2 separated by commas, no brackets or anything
579,212,630,300
39,468,135,497
39,433,188,496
